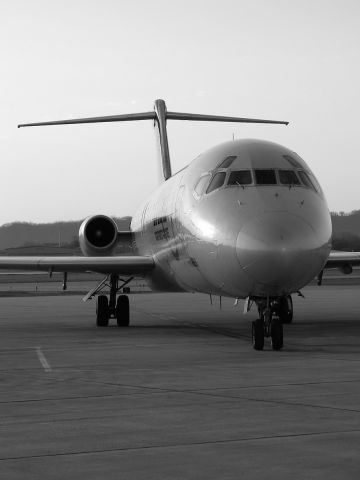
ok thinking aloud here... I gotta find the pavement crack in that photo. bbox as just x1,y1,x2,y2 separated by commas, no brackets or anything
1,428,360,462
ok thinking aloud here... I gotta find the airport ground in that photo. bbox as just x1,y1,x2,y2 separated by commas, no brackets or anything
0,272,360,478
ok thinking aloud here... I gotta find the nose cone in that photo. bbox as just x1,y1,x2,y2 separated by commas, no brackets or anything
236,212,328,293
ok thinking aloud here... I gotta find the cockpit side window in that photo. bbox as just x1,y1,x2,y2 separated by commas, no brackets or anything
255,169,277,185
218,155,237,169
278,170,300,185
206,171,226,194
308,173,323,195
194,174,211,197
298,171,317,192
228,170,252,186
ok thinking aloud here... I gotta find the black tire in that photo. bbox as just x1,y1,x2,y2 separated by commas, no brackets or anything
116,295,130,327
279,295,293,324
271,318,283,350
96,295,109,327
252,319,264,351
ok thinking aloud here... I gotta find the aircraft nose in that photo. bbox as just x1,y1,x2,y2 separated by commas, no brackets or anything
236,212,322,289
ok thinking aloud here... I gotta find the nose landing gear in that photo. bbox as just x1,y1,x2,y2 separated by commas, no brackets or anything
252,318,265,350
251,296,290,350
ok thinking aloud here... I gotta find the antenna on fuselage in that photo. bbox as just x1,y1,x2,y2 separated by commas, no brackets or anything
18,99,289,181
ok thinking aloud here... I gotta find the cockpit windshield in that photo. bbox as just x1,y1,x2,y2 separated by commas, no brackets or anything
278,170,300,185
194,165,321,198
228,170,252,186
254,169,277,185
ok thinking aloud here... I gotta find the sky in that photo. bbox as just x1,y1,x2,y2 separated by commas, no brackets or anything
0,0,359,224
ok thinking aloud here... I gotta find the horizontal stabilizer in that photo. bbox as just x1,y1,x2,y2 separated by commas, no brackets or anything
18,100,288,128
167,111,289,125
18,112,155,128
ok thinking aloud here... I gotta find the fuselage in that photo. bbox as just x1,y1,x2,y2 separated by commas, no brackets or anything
131,139,332,298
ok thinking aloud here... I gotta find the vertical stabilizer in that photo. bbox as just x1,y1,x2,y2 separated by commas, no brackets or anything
153,99,172,180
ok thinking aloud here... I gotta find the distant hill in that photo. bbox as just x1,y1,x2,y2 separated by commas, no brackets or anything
0,217,131,251
331,210,360,251
1,212,360,253
331,210,360,234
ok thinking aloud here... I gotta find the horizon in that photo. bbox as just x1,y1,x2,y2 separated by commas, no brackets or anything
0,216,132,228
1,209,360,228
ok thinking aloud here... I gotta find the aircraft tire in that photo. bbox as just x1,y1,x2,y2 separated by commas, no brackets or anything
96,295,109,327
116,295,130,327
279,295,293,324
252,319,264,351
271,319,283,350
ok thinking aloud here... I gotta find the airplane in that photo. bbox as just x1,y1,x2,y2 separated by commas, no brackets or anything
0,98,359,351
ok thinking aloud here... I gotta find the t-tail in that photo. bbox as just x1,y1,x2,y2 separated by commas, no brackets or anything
18,99,289,181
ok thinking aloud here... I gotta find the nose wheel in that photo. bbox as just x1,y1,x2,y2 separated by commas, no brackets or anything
270,318,283,350
252,319,264,350
278,295,293,324
252,301,284,351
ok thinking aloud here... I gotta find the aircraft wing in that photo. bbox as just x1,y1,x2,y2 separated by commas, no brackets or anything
0,256,154,275
324,251,360,269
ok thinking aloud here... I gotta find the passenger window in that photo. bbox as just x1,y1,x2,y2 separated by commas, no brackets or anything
218,155,237,168
228,170,252,186
298,171,317,192
194,174,210,196
206,172,226,193
255,169,277,185
279,170,300,185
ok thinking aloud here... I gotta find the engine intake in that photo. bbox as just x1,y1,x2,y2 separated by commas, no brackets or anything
79,215,118,256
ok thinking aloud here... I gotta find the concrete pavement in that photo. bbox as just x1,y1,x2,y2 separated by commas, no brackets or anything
0,286,359,478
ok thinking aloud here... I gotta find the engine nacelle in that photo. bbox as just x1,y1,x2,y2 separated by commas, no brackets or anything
79,215,118,256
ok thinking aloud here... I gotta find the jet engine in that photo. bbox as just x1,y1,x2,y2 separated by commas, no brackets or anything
79,215,118,256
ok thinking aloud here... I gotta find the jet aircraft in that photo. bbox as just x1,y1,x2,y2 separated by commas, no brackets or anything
0,99,359,350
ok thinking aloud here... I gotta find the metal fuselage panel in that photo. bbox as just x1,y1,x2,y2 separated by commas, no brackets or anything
131,139,332,298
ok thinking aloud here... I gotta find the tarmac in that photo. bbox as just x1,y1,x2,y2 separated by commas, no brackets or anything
0,281,360,479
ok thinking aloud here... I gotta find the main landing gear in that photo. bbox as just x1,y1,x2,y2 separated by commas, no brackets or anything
95,274,130,327
251,295,293,351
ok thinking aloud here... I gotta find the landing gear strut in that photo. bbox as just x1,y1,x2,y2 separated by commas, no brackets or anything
277,295,293,324
95,274,131,327
251,296,290,351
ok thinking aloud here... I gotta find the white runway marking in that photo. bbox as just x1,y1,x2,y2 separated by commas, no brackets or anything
35,347,52,372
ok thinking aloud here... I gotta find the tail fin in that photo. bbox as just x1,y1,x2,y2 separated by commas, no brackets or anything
18,99,289,181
